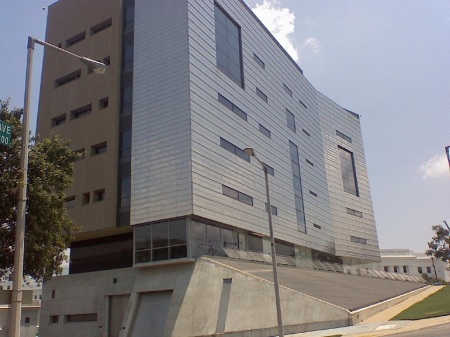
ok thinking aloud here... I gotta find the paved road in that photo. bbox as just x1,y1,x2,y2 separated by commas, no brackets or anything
388,322,450,337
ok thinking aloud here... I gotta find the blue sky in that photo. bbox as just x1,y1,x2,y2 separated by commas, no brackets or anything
1,0,449,253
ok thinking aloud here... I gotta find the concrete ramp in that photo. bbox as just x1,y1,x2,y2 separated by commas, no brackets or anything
39,257,428,337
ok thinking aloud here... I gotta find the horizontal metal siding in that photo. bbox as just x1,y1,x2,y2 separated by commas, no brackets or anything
132,0,192,225
188,0,334,251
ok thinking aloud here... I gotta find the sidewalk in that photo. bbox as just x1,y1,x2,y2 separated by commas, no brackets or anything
288,285,449,337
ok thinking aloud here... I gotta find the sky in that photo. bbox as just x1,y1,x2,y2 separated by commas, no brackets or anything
1,0,449,254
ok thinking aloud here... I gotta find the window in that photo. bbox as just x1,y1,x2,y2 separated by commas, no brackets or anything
123,2,135,32
66,313,97,323
66,31,86,47
122,44,134,72
299,99,307,109
275,240,294,257
24,317,30,324
120,177,131,207
120,130,132,159
55,69,81,87
286,109,296,132
338,146,359,196
346,207,363,218
120,86,132,114
50,315,59,324
220,138,249,162
65,196,75,209
256,87,268,102
82,192,90,205
265,203,277,215
283,83,292,97
258,124,271,138
426,266,431,274
75,148,85,161
253,53,265,69
218,94,247,121
394,266,399,273
313,223,321,229
336,130,352,143
94,189,105,202
51,290,55,298
135,219,187,263
51,114,66,127
302,129,310,137
289,141,306,233
91,18,112,35
403,265,408,273
222,185,253,206
350,236,367,244
99,97,109,109
384,266,389,272
91,142,107,155
264,164,274,176
418,266,423,274
215,4,243,87
71,104,92,119
189,221,238,259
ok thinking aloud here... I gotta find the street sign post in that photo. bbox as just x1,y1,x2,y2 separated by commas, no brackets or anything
0,120,13,146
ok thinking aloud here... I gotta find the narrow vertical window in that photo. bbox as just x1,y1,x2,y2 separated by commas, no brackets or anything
338,146,359,196
215,4,243,87
286,109,296,132
289,141,306,233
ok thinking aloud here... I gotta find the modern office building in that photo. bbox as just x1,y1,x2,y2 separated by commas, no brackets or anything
36,0,381,335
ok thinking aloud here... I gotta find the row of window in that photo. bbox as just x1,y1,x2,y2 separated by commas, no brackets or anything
54,56,110,87
51,98,109,127
65,17,112,48
65,189,105,208
346,207,363,218
384,265,434,274
117,0,135,228
73,141,107,160
350,235,367,244
49,313,97,324
336,130,352,143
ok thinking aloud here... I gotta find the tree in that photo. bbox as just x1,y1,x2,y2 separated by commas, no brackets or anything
426,223,450,262
0,99,79,282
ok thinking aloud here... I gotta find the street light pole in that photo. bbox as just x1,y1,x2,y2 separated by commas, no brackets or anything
244,147,284,337
430,257,438,282
10,36,107,337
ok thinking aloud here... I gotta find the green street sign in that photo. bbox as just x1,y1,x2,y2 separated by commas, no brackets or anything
0,120,13,146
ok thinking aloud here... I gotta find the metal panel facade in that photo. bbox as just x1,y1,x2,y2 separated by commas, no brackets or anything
131,0,380,261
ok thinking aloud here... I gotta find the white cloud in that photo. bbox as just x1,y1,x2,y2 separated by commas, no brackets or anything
420,154,449,179
303,37,321,54
252,0,299,61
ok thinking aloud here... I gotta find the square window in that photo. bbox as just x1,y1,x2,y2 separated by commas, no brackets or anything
94,189,105,202
92,142,107,155
82,192,90,205
99,97,109,109
65,196,75,209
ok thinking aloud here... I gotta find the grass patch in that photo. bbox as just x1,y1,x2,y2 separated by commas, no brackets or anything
392,286,450,320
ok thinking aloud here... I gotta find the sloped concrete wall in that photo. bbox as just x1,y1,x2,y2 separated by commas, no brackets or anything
170,258,351,336
40,259,353,337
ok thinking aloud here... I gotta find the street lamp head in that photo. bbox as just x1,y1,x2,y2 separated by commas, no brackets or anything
244,147,255,157
80,57,107,74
